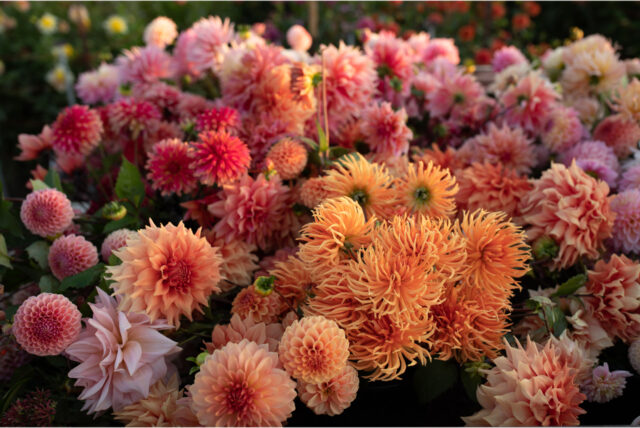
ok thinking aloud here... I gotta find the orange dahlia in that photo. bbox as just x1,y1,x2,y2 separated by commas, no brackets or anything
297,365,359,416
107,221,222,327
269,255,315,309
231,286,286,324
190,339,297,427
204,230,258,287
205,313,284,353
322,154,397,219
395,161,458,218
298,196,375,281
412,143,464,175
265,138,308,180
279,315,350,384
299,177,330,208
519,161,614,270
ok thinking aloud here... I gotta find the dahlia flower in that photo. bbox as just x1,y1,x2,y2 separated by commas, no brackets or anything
566,302,614,360
67,289,179,413
269,255,315,309
619,163,640,191
146,139,197,196
75,63,120,105
15,125,53,161
560,140,620,187
398,161,459,218
520,162,615,270
190,339,296,427
195,107,240,134
609,189,640,253
204,230,258,287
231,286,285,324
51,105,103,156
412,144,464,174
172,29,200,78
297,365,359,416
186,16,234,74
492,46,528,73
360,102,412,158
12,293,81,356
582,363,631,403
48,234,99,280
107,221,222,327
365,31,413,100
265,138,308,180
287,24,312,51
20,188,74,237
143,17,178,49
256,247,299,277
299,177,329,208
593,115,640,158
422,38,460,65
191,131,251,186
100,229,136,262
117,45,173,85
612,78,640,123
205,313,283,353
108,98,162,139
561,45,625,97
427,71,485,121
541,105,584,153
131,82,181,113
0,389,56,427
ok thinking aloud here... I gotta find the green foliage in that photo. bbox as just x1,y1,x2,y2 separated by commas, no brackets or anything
552,274,587,297
38,274,59,293
58,263,105,292
115,158,145,208
0,234,12,269
26,240,50,270
413,359,459,404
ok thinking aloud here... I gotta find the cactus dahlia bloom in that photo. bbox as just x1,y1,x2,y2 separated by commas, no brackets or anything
395,161,458,218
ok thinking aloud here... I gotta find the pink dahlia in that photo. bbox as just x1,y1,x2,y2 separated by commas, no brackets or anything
192,130,251,186
204,230,258,287
287,24,312,52
130,81,181,113
619,163,640,191
427,71,485,121
190,339,296,426
593,115,640,158
75,63,120,105
208,173,293,250
365,31,413,97
66,289,180,414
186,16,234,73
100,229,136,262
360,102,412,158
15,125,53,161
12,293,81,356
206,313,283,353
117,45,173,85
173,29,199,78
51,105,103,156
492,46,528,73
48,234,99,280
541,105,584,153
240,113,292,164
609,189,640,253
560,140,620,187
297,365,359,416
265,138,309,180
422,38,460,65
108,98,162,138
20,188,74,237
146,139,197,196
143,16,178,49
195,107,240,134
231,286,286,324
582,363,631,403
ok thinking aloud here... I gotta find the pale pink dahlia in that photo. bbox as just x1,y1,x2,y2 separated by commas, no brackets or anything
619,163,640,191
190,339,296,427
422,38,460,65
582,363,631,403
492,46,528,73
117,45,173,85
20,188,74,237
609,189,640,253
297,365,359,416
205,313,283,353
75,63,120,105
186,16,234,73
541,105,584,153
48,234,99,280
145,139,197,196
560,140,620,187
427,71,485,120
100,229,136,262
360,102,412,158
51,105,103,156
195,107,240,134
287,24,312,52
593,115,640,159
173,29,200,78
143,16,178,49
12,293,81,356
15,125,53,161
66,288,180,414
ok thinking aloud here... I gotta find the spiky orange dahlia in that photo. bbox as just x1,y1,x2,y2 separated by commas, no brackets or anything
269,255,315,309
395,161,458,218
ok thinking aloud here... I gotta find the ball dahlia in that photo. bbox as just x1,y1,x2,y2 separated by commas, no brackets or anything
51,105,103,156
297,365,359,416
265,138,308,180
191,130,251,186
143,16,178,49
100,229,136,262
299,177,329,208
593,115,640,158
231,285,285,324
279,315,350,384
12,293,81,356
145,138,197,196
205,313,284,353
190,339,296,427
48,234,99,281
107,221,222,327
609,189,640,254
20,188,74,238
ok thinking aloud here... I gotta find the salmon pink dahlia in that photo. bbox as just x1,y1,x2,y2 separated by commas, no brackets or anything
187,16,234,74
146,139,197,196
297,365,359,416
360,102,412,158
231,286,285,324
20,188,74,237
299,177,329,208
541,105,584,153
265,138,308,180
270,255,315,309
12,293,81,356
279,315,350,384
609,189,640,254
117,45,173,85
15,125,53,161
190,339,296,427
593,115,640,158
143,16,178,49
195,107,240,134
191,131,250,186
51,105,103,156
107,221,222,327
100,229,136,262
205,313,284,353
204,230,258,286
48,234,99,281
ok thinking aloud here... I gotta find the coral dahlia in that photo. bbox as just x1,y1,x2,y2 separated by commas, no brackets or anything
265,138,308,180
297,365,359,416
48,234,99,280
20,188,74,238
191,131,251,186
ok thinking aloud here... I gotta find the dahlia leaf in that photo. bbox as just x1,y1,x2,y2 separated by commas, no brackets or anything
552,274,587,297
38,275,59,293
460,366,482,403
59,263,105,291
0,200,24,238
43,169,63,192
26,240,50,270
29,179,50,192
103,214,137,234
0,234,11,269
115,158,145,207
413,359,458,404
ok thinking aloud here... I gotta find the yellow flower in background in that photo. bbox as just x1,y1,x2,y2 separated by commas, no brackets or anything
104,15,128,35
36,13,58,35
52,43,75,59
46,65,73,93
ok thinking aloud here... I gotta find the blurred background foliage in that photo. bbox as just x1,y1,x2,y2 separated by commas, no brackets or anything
1,1,640,197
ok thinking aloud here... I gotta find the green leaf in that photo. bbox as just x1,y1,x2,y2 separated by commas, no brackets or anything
0,234,12,269
39,275,59,293
103,214,137,234
108,253,122,266
542,305,568,337
330,146,351,159
29,179,50,191
0,200,23,238
26,240,50,270
44,169,63,191
460,366,482,403
298,136,318,150
316,120,328,153
59,263,105,292
413,359,458,404
115,158,145,207
552,274,587,297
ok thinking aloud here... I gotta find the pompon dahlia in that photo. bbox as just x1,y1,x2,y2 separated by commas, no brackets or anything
204,230,258,287
231,286,285,324
48,234,98,280
190,339,296,427
107,221,222,327
492,46,528,73
462,337,586,426
520,161,615,270
101,229,136,262
541,105,584,153
323,154,397,219
395,161,458,218
195,107,240,134
299,177,330,208
186,16,234,74
456,162,533,222
593,115,640,158
117,45,173,85
113,374,197,427
0,389,56,427
265,138,308,180
75,63,120,105
298,196,375,281
66,289,180,414
619,163,640,191
191,130,251,186
297,365,359,416
145,139,197,196
51,105,103,156
560,140,620,188
20,188,74,238
609,189,640,253
270,255,315,309
143,16,178,49
279,315,350,384
360,102,412,158
205,313,284,353
208,173,294,251
585,254,640,343
581,363,631,403
12,293,81,356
